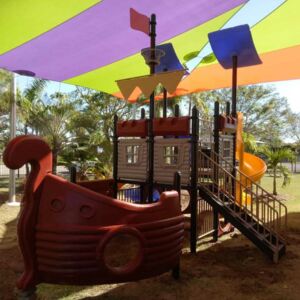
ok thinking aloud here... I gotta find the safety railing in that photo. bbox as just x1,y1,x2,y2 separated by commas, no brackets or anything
197,198,214,239
117,186,141,203
198,148,287,252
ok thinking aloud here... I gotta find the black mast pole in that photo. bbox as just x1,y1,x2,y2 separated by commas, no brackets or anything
190,106,199,253
113,114,118,198
232,55,238,118
147,13,156,203
213,101,220,242
231,55,238,183
163,88,167,118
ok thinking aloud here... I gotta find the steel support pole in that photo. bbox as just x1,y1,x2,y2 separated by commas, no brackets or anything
147,13,156,203
231,56,238,192
190,106,199,253
8,73,18,206
113,115,118,198
163,88,167,118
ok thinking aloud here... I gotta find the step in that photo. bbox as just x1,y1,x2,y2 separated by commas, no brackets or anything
198,174,286,262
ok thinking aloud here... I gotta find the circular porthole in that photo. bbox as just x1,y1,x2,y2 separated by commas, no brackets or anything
97,227,144,276
50,198,65,212
79,204,95,219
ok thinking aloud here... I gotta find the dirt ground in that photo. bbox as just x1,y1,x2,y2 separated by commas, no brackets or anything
1,196,300,300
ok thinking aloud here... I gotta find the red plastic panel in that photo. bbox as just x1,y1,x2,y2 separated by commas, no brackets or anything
3,135,53,290
153,117,190,136
117,120,148,137
218,115,237,132
3,136,184,290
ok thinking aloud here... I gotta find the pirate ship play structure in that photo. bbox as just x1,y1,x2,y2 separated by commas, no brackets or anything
3,10,287,297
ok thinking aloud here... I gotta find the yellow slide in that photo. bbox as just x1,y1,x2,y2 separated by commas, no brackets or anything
236,112,267,202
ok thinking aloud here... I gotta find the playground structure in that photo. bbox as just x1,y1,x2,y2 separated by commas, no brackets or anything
3,135,184,293
2,9,289,298
111,100,287,261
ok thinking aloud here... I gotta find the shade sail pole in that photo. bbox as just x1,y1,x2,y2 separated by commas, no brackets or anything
231,55,238,118
231,55,238,192
163,88,167,118
147,13,156,203
8,72,19,206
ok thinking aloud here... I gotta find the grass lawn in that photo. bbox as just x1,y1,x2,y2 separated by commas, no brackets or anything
261,174,300,212
0,175,299,300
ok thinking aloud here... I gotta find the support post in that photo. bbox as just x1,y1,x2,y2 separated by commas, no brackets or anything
174,104,180,117
70,165,77,183
113,115,118,198
163,88,167,118
213,101,220,241
231,55,238,118
141,108,145,119
213,101,220,190
147,13,156,203
174,171,181,203
231,55,238,192
226,101,231,116
213,208,219,242
8,73,18,206
140,108,146,203
190,106,199,253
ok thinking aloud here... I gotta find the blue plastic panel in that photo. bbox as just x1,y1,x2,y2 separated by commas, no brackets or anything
208,24,262,69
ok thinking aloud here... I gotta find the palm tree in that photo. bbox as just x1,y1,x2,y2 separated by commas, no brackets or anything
33,92,77,173
187,92,210,118
0,70,12,151
261,147,295,195
242,132,258,153
18,78,47,135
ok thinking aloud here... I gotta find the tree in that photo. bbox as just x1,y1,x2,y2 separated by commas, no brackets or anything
17,78,47,135
261,147,295,195
64,88,134,177
34,92,77,173
192,85,291,144
0,69,12,151
136,84,182,118
287,112,300,143
242,132,258,153
186,92,210,118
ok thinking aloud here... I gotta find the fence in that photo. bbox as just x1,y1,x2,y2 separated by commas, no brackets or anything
0,164,68,177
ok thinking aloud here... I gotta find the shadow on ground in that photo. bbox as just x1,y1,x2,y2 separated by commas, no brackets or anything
1,203,300,300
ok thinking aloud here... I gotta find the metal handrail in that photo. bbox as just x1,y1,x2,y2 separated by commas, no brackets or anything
209,149,287,232
198,149,287,252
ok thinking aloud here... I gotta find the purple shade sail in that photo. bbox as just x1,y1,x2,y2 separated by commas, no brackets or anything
208,24,262,69
0,0,246,82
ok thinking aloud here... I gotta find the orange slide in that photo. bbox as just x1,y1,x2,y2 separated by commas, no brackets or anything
236,112,267,202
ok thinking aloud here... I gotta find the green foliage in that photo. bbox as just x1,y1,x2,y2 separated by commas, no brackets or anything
260,146,295,195
185,93,210,118
61,88,133,178
242,132,257,153
0,69,12,150
287,112,300,144
193,85,291,144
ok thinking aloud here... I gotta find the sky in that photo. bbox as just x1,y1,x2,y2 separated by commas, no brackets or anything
17,75,300,113
271,80,300,113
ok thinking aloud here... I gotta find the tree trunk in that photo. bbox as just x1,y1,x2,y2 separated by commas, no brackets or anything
273,167,277,195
